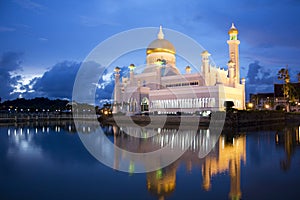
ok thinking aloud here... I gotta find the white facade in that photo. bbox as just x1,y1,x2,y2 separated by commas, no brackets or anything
113,24,245,114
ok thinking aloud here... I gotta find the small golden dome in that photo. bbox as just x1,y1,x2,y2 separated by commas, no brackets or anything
114,66,121,73
201,50,211,56
128,64,135,71
228,23,238,35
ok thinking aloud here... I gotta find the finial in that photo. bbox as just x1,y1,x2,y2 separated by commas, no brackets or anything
157,25,164,39
231,23,236,29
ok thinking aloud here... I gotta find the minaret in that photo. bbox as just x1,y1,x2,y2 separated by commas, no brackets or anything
228,60,235,86
129,64,135,85
113,67,121,113
201,50,211,86
227,23,240,85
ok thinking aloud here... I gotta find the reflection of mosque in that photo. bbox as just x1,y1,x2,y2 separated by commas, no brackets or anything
7,122,300,199
6,120,77,135
201,135,246,200
112,125,246,200
146,163,177,200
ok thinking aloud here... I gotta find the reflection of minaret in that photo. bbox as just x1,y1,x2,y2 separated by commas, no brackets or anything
202,159,211,190
113,125,120,171
146,163,177,200
201,135,246,200
229,159,241,200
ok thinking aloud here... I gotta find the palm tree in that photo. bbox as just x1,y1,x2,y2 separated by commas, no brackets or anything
278,67,290,112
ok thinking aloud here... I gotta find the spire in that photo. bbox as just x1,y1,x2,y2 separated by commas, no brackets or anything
231,23,236,29
157,25,164,39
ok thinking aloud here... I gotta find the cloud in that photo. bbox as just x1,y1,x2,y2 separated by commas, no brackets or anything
0,52,24,100
245,60,300,99
245,61,276,98
247,61,274,85
22,61,121,103
38,37,48,42
94,66,129,104
0,26,15,32
13,0,46,12
79,16,120,27
26,61,81,99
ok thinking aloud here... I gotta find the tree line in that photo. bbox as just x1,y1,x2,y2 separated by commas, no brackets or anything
0,97,70,112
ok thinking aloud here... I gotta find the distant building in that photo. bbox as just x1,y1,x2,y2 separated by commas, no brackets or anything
249,82,300,111
113,24,246,115
249,93,274,110
274,82,300,111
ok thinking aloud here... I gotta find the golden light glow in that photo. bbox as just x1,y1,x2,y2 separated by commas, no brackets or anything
129,64,136,71
265,104,270,109
248,103,253,108
146,48,175,55
228,29,238,35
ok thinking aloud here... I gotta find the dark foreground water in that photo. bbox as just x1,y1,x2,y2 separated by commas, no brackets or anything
1,121,300,200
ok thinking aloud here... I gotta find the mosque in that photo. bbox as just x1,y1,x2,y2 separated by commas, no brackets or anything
113,24,245,114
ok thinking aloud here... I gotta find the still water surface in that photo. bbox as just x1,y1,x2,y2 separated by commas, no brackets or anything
1,121,300,200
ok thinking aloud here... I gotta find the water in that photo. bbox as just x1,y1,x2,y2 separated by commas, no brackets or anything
1,121,300,200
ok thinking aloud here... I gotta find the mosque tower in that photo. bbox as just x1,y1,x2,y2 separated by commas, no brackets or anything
227,23,240,85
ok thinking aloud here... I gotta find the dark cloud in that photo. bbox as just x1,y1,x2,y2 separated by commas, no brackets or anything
246,61,276,98
22,61,128,104
0,52,23,100
247,61,274,85
245,60,300,100
26,61,81,99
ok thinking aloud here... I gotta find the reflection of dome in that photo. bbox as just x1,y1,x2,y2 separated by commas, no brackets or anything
146,26,176,55
228,23,238,35
146,165,177,199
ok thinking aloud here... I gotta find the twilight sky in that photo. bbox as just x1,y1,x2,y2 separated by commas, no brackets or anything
0,0,300,102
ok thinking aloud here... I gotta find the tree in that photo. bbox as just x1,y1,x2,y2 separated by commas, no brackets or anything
277,67,293,112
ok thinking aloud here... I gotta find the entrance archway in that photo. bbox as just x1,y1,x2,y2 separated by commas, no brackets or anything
141,97,149,112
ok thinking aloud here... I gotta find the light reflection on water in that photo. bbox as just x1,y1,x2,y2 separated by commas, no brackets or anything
1,121,300,200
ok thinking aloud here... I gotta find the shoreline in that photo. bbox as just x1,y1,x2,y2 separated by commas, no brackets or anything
1,111,299,130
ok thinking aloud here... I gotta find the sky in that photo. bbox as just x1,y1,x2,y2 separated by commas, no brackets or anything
1,0,300,102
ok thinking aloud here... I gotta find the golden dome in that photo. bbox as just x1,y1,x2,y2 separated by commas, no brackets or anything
201,50,211,56
146,26,176,55
228,23,238,35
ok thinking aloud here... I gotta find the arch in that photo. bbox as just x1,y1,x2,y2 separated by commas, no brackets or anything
141,97,149,112
275,104,285,111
